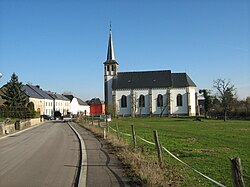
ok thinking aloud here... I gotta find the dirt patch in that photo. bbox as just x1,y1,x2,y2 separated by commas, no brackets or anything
238,128,250,131
196,149,215,153
177,138,198,142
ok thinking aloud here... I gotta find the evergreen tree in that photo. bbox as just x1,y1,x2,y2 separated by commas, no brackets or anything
199,89,212,118
1,73,28,107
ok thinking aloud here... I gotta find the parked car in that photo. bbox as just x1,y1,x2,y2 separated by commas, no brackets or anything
100,114,111,122
40,115,52,120
63,115,72,122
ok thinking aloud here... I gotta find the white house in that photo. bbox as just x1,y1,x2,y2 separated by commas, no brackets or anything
63,95,90,116
46,91,70,116
104,27,198,116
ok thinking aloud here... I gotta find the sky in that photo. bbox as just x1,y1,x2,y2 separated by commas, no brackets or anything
0,0,249,100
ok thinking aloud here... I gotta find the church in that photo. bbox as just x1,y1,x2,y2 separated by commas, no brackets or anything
104,28,198,117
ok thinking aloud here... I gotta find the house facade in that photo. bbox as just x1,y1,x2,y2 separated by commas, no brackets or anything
87,98,105,116
104,28,198,116
46,91,70,116
23,85,54,116
63,95,90,116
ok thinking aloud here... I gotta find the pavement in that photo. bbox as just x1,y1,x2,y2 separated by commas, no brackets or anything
0,121,79,187
70,122,132,187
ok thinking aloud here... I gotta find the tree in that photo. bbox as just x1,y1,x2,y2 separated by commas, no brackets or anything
199,89,212,118
213,79,236,121
1,73,28,107
27,102,36,117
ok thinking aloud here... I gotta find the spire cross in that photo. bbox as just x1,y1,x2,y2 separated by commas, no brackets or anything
109,21,112,32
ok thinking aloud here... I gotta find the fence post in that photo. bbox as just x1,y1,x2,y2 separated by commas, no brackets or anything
230,157,245,187
153,130,163,167
103,128,107,139
91,115,94,125
116,123,120,139
107,122,110,133
131,124,136,149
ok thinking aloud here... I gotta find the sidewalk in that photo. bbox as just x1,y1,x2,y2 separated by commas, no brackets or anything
70,122,132,187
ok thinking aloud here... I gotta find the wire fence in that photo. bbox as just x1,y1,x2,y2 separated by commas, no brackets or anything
108,125,227,187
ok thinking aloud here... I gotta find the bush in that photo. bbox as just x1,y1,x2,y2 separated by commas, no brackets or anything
0,106,32,119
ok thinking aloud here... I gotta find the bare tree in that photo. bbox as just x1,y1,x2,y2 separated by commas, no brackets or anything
213,79,236,121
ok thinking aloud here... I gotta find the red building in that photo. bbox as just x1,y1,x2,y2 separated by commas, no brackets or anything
87,98,105,116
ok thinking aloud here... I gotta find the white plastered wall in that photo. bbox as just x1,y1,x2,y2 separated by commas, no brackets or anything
116,90,131,115
188,87,196,116
170,88,188,115
152,89,168,115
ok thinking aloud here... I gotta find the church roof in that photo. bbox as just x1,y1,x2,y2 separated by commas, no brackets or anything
112,70,196,90
172,73,196,87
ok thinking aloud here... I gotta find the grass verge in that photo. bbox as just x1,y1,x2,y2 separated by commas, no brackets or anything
77,120,189,186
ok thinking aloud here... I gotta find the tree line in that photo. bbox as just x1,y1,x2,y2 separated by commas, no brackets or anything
200,78,250,121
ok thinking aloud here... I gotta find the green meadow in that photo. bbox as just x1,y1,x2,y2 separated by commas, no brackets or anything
108,117,250,186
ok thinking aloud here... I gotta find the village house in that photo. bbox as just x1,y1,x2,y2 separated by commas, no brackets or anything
87,98,105,116
23,84,54,116
46,91,70,116
104,28,199,117
63,94,90,116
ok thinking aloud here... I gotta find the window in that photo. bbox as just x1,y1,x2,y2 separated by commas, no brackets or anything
177,94,183,106
107,65,110,71
157,94,163,107
139,95,145,107
121,95,127,108
111,65,114,71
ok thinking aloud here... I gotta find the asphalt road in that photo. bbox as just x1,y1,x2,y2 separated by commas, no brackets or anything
0,121,79,187
70,122,131,187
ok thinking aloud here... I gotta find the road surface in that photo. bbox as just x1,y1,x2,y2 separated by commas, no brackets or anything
0,121,79,187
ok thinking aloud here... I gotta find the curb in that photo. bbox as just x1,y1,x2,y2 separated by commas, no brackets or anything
68,122,87,187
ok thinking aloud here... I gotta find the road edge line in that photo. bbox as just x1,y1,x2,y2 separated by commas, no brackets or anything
68,122,87,187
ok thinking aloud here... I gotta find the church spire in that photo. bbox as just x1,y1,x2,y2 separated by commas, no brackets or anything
106,23,116,62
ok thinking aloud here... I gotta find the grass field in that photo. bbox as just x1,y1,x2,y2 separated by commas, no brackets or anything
108,117,250,186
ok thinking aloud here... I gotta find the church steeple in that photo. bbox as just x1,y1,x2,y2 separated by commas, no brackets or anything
104,24,119,115
107,24,116,61
104,24,118,65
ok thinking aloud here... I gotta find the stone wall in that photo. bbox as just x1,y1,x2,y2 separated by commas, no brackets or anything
0,118,42,135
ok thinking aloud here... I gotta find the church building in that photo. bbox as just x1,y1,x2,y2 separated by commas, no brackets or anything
104,28,198,117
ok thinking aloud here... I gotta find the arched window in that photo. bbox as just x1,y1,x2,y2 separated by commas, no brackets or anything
157,94,163,107
121,95,127,108
139,95,145,107
177,94,183,106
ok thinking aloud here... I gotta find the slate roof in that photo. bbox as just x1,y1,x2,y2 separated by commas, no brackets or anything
63,94,87,105
87,98,103,105
46,91,69,101
112,70,196,90
22,85,45,99
26,85,53,99
63,95,74,101
172,73,196,87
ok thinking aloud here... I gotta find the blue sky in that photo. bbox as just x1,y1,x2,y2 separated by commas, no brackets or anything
0,0,249,100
